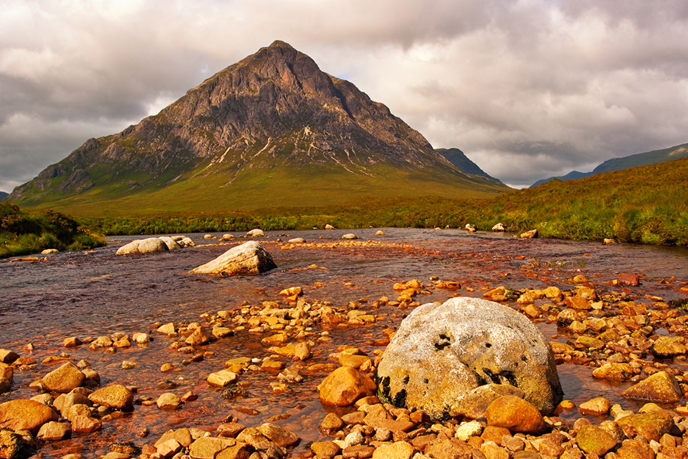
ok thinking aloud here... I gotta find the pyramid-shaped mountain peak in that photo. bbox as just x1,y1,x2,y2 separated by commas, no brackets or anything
8,41,507,213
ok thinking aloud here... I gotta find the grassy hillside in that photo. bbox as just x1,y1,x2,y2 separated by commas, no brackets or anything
0,203,106,259
18,161,507,217
462,157,688,245
593,143,688,173
79,157,688,246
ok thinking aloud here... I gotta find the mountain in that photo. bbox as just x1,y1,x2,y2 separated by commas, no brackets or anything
7,41,508,216
0,192,7,202
531,143,688,187
435,148,502,184
531,171,593,188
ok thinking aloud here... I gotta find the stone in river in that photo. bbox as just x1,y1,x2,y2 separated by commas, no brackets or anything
620,371,683,403
156,393,182,410
70,415,101,433
320,412,344,431
319,366,376,406
650,336,686,358
0,399,59,433
37,421,72,441
376,297,563,420
578,397,611,415
157,323,176,335
41,362,84,393
0,429,25,459
576,425,617,456
341,233,357,240
159,236,182,250
190,241,276,275
88,385,134,409
207,370,238,387
486,395,545,434
311,440,341,458
116,237,169,255
616,411,675,442
0,364,12,393
257,423,299,447
0,350,19,365
188,437,237,459
457,383,525,419
592,363,634,381
520,229,538,238
372,441,415,459
246,229,264,237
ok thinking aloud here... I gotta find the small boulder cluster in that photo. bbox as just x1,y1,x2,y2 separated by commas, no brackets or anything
116,235,194,255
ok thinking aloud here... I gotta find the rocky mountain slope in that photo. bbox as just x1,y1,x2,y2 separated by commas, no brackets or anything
435,148,502,184
531,143,688,188
8,41,507,215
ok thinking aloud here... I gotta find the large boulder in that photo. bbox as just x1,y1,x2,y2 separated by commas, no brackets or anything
116,238,169,255
0,399,59,433
375,297,563,420
190,241,277,275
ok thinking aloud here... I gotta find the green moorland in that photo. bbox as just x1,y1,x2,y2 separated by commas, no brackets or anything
14,159,507,217
0,202,106,259
76,157,688,246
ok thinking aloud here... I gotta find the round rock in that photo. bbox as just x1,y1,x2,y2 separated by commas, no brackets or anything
375,297,563,420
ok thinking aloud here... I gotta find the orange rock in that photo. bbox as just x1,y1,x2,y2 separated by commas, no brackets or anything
0,399,59,433
565,297,591,310
621,371,683,403
578,397,611,415
486,395,545,434
318,366,376,406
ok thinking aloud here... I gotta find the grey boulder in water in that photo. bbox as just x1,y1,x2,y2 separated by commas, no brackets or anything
190,241,276,275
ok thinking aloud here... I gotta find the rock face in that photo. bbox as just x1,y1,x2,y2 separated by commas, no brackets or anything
190,241,277,275
375,297,563,420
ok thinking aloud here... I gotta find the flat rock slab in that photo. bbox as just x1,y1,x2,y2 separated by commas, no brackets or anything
190,241,276,275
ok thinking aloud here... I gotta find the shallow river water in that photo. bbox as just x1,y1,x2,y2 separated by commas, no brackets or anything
1,228,687,457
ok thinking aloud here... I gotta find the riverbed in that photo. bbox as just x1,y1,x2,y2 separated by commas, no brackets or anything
1,228,687,457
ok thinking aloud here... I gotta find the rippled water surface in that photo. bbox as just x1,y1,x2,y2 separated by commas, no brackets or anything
1,228,687,457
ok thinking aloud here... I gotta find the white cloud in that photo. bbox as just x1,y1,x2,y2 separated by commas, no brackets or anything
1,0,688,191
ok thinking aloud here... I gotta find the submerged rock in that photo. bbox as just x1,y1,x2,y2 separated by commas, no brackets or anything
375,297,563,420
190,241,276,275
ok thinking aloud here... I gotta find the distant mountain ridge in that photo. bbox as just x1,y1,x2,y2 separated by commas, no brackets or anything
435,148,503,184
531,143,688,187
0,192,7,202
8,40,508,216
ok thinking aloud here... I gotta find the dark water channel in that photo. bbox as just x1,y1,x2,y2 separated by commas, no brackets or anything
1,228,687,457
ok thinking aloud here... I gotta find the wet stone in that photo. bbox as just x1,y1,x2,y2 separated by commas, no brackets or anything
621,370,683,403
88,385,134,410
576,425,617,456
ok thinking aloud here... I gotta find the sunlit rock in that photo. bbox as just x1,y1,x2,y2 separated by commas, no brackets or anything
376,297,563,420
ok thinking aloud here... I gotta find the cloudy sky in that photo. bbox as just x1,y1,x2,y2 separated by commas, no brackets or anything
2,0,688,191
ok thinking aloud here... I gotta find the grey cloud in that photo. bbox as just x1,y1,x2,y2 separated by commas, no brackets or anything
2,0,688,192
